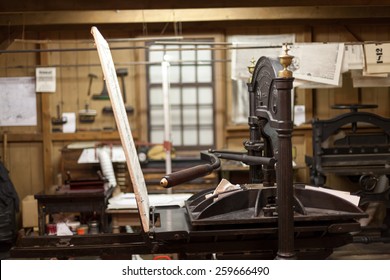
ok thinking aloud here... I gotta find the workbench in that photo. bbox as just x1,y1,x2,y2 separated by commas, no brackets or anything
105,209,140,233
35,186,114,235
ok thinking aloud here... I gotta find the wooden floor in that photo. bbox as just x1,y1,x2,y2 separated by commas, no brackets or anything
328,242,390,260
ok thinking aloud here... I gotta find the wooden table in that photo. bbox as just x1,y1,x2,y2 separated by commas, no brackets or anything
35,186,113,235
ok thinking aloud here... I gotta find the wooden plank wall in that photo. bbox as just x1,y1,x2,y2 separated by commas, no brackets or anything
0,41,43,201
1,23,390,213
313,25,390,120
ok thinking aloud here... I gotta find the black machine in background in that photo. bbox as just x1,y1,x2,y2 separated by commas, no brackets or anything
11,55,368,260
306,103,390,239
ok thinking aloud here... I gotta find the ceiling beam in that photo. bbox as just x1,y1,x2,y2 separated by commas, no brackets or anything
1,1,390,12
1,6,390,26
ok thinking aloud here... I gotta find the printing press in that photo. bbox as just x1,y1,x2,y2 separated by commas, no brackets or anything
306,104,390,240
11,47,368,260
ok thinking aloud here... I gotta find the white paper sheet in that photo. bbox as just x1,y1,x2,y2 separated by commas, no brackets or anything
78,146,126,163
342,44,364,72
35,67,56,92
107,193,193,209
289,43,344,86
0,77,37,126
229,34,295,80
364,42,390,74
351,69,390,87
294,105,306,126
304,185,360,206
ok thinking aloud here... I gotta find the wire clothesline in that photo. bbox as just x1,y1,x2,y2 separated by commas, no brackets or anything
0,59,232,70
0,43,284,54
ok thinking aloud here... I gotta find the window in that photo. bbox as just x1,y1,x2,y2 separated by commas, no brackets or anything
146,40,215,149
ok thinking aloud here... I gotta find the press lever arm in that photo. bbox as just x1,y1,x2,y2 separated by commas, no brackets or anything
160,152,220,188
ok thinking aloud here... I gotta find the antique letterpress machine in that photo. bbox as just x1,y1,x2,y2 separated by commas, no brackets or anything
10,31,367,259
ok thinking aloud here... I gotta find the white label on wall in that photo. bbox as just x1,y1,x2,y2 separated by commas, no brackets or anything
36,67,56,92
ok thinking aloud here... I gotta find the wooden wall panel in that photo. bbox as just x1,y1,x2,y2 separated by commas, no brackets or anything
0,41,39,134
5,143,43,204
1,21,390,199
110,41,137,131
313,24,390,120
0,40,44,202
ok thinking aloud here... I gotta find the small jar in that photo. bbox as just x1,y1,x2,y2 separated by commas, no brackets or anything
88,220,100,234
77,225,88,235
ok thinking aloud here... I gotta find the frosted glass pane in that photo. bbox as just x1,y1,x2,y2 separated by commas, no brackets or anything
166,45,180,61
170,88,181,105
150,109,164,125
182,88,197,104
198,87,213,104
170,66,180,83
149,45,164,62
197,66,212,82
182,45,196,61
172,129,182,146
183,129,197,145
181,66,196,83
171,108,181,125
199,128,213,145
199,108,213,125
183,109,197,125
197,45,212,60
149,65,162,83
149,88,163,105
151,129,164,144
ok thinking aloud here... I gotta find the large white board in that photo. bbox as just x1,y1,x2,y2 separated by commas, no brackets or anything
91,26,150,232
0,77,37,126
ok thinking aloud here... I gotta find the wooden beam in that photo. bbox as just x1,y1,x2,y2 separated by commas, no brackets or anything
1,6,390,26
1,1,390,12
0,30,22,51
50,131,124,142
0,133,43,142
39,44,53,191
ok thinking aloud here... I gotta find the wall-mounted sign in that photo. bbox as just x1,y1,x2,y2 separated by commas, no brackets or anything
36,67,56,92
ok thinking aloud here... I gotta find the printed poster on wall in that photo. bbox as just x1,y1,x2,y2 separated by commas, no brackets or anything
0,77,37,126
36,67,56,92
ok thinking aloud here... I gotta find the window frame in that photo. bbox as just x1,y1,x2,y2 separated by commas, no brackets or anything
145,39,216,151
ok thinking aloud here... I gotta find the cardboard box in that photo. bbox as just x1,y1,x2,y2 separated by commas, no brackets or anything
22,195,38,228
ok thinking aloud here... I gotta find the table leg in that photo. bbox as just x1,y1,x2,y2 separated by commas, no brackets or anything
111,215,120,233
38,203,45,236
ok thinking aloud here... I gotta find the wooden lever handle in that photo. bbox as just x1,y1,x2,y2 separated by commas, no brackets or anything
160,164,214,188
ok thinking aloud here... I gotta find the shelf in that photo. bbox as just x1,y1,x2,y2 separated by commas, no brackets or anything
51,131,122,142
0,133,43,143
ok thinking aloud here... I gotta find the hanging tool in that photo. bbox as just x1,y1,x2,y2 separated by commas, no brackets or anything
87,73,98,96
80,73,98,122
51,103,67,125
79,103,97,123
116,68,128,103
92,76,110,100
102,68,134,114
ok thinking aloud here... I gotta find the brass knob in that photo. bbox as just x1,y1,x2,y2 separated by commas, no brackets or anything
278,44,294,78
247,57,256,82
160,177,168,188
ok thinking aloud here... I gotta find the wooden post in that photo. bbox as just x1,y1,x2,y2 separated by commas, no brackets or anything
39,44,54,191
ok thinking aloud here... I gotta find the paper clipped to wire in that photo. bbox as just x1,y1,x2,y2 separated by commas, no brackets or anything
289,43,344,86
